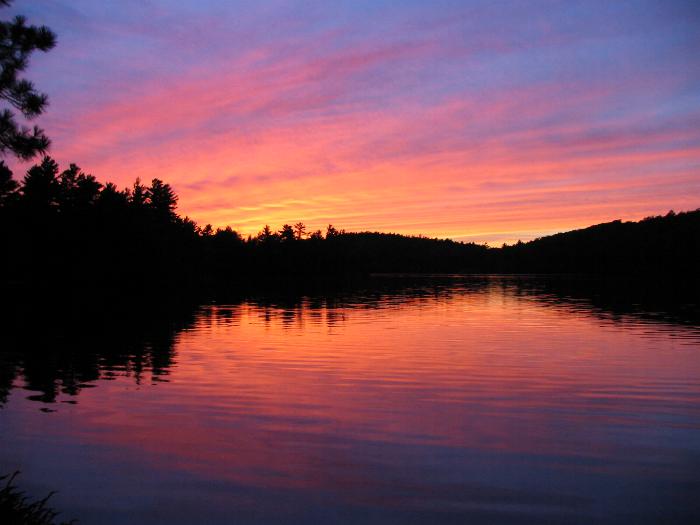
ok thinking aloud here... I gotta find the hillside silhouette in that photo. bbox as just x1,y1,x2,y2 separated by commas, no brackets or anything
0,157,698,297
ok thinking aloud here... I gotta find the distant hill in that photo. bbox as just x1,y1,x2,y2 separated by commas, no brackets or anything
319,209,700,275
496,209,700,274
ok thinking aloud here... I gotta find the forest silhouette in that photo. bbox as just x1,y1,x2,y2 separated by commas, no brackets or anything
1,156,698,299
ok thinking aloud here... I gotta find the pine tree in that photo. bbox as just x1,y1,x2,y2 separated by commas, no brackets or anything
20,155,59,209
147,178,178,220
293,222,306,240
0,159,17,204
0,1,56,159
279,224,295,242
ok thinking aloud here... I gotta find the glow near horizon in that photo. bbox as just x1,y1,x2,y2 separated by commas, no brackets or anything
7,0,700,244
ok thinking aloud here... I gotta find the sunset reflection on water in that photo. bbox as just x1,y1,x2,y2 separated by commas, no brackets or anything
1,277,699,524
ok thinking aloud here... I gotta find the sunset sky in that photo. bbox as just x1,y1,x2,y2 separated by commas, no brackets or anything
7,0,700,244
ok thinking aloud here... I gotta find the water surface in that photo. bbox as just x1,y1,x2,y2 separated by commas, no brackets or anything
1,277,699,524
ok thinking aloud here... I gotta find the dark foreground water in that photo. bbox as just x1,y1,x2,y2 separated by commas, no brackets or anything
1,276,699,524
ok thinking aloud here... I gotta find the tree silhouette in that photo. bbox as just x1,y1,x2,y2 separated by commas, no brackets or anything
147,178,177,220
258,225,276,244
293,222,306,240
0,1,56,159
20,155,59,209
279,224,295,242
0,160,17,204
214,226,242,244
97,182,128,213
57,163,102,211
326,224,339,238
129,178,147,209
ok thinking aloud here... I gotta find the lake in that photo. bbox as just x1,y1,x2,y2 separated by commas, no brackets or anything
1,276,699,524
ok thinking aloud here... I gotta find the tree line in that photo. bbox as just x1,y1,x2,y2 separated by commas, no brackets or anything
1,156,698,298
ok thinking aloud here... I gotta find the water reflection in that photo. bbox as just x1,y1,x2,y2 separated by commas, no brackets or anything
1,276,699,409
0,276,699,524
0,301,197,408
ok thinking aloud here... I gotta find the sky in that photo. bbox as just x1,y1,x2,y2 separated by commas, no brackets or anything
6,0,700,244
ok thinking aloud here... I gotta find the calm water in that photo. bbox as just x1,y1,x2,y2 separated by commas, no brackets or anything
1,277,699,524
